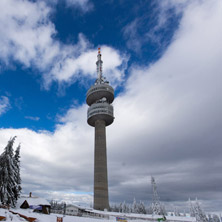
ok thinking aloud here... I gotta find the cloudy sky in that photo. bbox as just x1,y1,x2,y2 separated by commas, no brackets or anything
0,0,222,212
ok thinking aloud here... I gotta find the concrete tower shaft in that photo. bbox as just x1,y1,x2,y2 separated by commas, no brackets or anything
94,119,109,210
86,48,114,211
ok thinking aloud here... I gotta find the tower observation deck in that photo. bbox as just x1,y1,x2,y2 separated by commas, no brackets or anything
86,48,114,210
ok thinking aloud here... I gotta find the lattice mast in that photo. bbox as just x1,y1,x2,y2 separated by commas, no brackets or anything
151,176,162,215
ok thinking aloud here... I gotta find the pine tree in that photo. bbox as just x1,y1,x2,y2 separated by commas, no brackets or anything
174,206,180,216
212,214,220,222
125,203,130,213
146,205,153,214
119,202,123,212
160,202,166,216
193,199,208,222
188,198,195,217
0,137,17,207
137,201,146,214
0,137,21,207
122,201,127,213
132,198,138,213
112,204,119,212
13,144,22,201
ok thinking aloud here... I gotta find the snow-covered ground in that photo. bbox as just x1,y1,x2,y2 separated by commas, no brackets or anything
0,208,196,222
1,208,110,222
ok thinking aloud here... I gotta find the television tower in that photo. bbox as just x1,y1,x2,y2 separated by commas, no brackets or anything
86,48,114,210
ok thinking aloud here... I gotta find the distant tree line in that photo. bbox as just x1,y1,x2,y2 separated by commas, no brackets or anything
110,176,220,222
189,198,221,222
110,177,166,215
110,198,166,215
50,200,66,214
0,137,21,207
110,197,220,222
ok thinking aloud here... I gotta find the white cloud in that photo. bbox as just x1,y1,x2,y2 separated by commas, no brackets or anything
0,0,58,68
0,105,93,205
123,19,143,53
0,96,10,116
48,44,128,88
123,0,193,53
108,0,222,207
65,0,93,12
25,116,40,121
0,0,127,88
40,191,93,206
44,0,93,12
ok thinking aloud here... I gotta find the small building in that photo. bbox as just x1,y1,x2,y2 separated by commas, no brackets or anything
65,205,81,216
65,205,109,219
17,193,51,214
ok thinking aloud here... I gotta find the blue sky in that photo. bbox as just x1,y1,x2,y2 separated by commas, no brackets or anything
0,0,222,212
0,0,180,131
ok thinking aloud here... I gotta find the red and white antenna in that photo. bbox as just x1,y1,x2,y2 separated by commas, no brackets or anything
96,47,103,81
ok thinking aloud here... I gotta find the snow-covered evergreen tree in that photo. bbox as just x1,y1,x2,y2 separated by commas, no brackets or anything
13,144,22,201
125,203,130,213
122,201,128,213
0,137,17,206
192,199,208,222
208,214,220,222
174,206,180,216
110,200,147,214
188,198,195,217
132,198,138,213
160,202,167,215
146,205,153,214
110,204,119,212
119,202,123,213
0,137,21,207
137,201,146,214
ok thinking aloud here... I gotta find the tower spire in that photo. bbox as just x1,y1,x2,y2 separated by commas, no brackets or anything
96,48,103,83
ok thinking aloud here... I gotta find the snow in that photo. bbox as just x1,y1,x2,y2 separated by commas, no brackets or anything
0,208,197,222
16,196,50,207
0,208,112,222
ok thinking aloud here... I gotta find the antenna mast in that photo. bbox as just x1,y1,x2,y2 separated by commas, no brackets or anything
96,48,103,83
151,176,162,215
